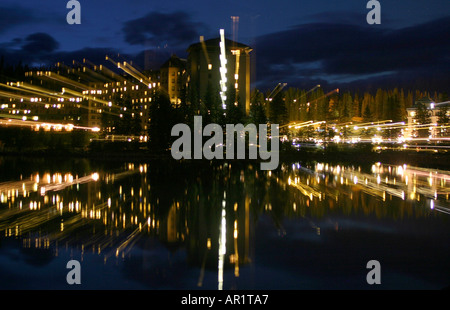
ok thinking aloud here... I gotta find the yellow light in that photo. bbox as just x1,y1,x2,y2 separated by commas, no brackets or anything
91,173,99,181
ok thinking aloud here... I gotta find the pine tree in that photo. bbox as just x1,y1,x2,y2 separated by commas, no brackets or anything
225,82,244,124
249,90,267,125
362,92,374,121
399,89,407,120
298,89,308,121
147,91,177,153
353,93,361,118
268,91,287,126
437,106,449,137
363,104,373,122
375,88,384,120
340,92,353,122
414,102,431,138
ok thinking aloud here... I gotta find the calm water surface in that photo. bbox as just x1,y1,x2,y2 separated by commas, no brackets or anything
0,156,449,289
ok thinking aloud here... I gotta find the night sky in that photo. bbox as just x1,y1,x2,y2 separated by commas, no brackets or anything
0,0,449,92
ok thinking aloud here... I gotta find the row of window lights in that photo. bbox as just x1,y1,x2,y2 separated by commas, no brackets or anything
410,111,450,117
9,110,32,114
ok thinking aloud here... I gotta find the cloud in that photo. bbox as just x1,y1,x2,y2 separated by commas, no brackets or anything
302,11,367,25
0,11,448,93
0,30,175,71
252,16,450,91
0,4,37,33
122,11,209,48
302,10,397,26
0,33,60,66
0,43,124,69
22,33,60,53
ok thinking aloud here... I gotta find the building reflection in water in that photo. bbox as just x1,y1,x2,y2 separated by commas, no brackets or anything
0,158,449,288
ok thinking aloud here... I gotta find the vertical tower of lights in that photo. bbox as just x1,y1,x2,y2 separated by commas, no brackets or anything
219,29,227,110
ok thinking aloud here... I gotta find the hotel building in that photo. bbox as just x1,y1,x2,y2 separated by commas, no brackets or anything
186,36,252,115
159,55,187,106
406,96,450,139
0,36,253,136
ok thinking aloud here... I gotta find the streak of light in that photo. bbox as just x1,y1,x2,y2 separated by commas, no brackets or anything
0,117,101,132
307,88,339,105
40,71,89,91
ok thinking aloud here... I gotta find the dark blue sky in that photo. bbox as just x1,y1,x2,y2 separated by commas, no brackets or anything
0,0,449,91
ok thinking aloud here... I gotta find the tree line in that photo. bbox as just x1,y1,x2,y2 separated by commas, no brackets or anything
105,84,449,153
2,59,448,153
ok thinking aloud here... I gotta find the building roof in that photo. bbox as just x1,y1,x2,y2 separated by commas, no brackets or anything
187,37,252,53
160,54,186,69
409,96,450,110
409,95,433,109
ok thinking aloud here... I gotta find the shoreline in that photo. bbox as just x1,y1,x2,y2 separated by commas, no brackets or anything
1,144,450,171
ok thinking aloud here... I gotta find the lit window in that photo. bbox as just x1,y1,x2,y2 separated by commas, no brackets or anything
208,64,212,70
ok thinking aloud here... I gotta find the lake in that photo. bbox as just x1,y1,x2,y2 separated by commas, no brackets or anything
0,155,449,290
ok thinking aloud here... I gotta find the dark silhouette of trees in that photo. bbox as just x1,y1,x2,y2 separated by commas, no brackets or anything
267,91,287,126
203,81,224,125
224,82,244,124
147,90,181,153
249,90,267,125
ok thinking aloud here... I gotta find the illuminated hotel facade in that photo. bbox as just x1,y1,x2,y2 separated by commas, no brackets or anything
84,80,157,134
0,36,253,136
159,55,187,106
0,64,160,134
405,96,450,139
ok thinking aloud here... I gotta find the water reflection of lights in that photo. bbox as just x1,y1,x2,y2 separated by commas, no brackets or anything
1,160,448,290
280,162,450,215
218,194,227,290
2,160,248,286
0,164,147,247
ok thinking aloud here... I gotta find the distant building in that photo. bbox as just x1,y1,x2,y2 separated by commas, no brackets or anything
159,55,187,106
186,36,252,115
406,96,450,139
